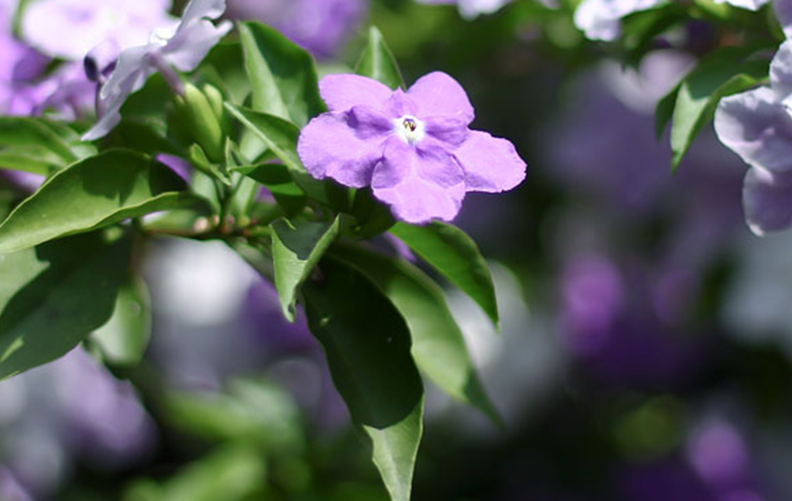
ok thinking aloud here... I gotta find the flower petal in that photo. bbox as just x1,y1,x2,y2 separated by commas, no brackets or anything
319,74,392,112
347,105,394,139
770,40,792,96
714,86,792,173
407,71,474,124
297,112,386,188
163,19,232,72
453,130,526,193
372,137,465,224
743,167,792,235
180,0,227,24
424,116,469,146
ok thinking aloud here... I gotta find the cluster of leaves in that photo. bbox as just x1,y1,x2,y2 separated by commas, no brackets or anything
0,22,503,501
614,0,780,170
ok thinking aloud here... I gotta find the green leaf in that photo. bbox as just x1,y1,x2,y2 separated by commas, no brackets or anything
0,145,65,175
356,27,405,90
232,163,307,215
189,144,232,185
271,216,341,321
89,276,151,367
163,378,303,451
332,244,499,423
302,257,424,501
351,188,396,237
0,117,81,164
390,222,499,327
224,103,350,210
0,149,193,253
125,445,266,501
238,21,324,126
670,47,768,170
655,82,680,139
0,229,132,380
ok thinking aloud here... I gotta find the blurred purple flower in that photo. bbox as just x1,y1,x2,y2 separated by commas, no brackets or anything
226,0,366,58
715,40,792,235
687,420,750,491
0,468,32,501
21,0,175,61
574,0,768,41
297,72,526,224
82,0,232,141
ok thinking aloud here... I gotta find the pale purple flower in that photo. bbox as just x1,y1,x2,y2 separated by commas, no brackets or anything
574,0,768,41
714,40,792,235
82,0,232,141
226,0,366,58
21,0,175,61
297,72,526,224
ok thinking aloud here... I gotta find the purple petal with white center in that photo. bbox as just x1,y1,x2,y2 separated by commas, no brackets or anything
372,137,465,223
743,167,792,235
297,112,387,188
453,130,526,193
385,88,419,118
407,71,474,124
714,86,792,173
319,74,392,112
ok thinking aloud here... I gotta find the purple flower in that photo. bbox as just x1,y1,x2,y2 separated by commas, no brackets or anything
82,0,232,141
297,72,526,224
714,40,792,235
21,0,175,61
226,0,366,58
573,0,768,41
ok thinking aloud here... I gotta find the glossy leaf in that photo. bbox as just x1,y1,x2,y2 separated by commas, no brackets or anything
356,26,405,90
0,149,192,253
271,216,341,321
90,276,151,367
302,257,424,501
390,222,499,327
238,21,324,126
669,47,768,171
0,116,79,163
224,103,349,209
332,244,499,423
0,145,66,175
0,229,132,380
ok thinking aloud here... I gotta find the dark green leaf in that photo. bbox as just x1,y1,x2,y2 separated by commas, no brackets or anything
238,21,324,126
89,276,151,367
332,244,499,423
189,144,231,185
390,222,499,327
271,216,341,321
655,83,680,139
302,257,424,501
232,163,307,215
670,47,768,170
0,149,193,253
356,27,405,90
351,188,396,237
0,229,132,380
224,104,350,210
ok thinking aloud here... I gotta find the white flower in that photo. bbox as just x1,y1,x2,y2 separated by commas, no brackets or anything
82,0,232,141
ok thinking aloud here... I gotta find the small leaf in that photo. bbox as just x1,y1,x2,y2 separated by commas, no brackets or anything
0,229,132,380
271,216,341,321
224,103,350,210
332,244,499,423
302,257,424,501
189,144,232,185
0,149,193,253
670,47,768,170
238,21,325,126
390,222,499,327
89,276,151,367
655,82,680,139
356,27,405,90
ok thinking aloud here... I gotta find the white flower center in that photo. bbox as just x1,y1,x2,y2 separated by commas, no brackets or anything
394,115,425,144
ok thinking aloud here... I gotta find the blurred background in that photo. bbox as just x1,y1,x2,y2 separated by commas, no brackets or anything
2,1,792,500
